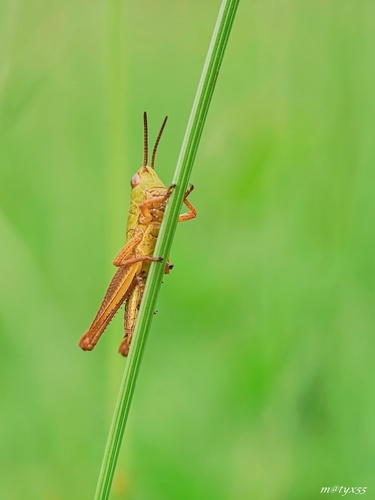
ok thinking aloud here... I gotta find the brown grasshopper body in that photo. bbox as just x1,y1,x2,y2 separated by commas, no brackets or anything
79,113,196,355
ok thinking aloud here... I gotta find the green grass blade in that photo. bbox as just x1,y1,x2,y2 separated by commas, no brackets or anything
94,1,240,498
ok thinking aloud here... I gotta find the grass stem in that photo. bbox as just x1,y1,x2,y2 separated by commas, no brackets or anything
94,1,240,498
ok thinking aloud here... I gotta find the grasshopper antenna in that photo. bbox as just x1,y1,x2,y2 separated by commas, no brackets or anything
143,111,148,167
151,116,168,169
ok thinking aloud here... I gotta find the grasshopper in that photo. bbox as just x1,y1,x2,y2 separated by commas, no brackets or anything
79,112,196,356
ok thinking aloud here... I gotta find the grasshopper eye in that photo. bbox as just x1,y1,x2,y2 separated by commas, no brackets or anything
131,173,140,188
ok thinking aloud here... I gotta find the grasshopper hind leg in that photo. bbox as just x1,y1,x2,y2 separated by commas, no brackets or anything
118,274,145,356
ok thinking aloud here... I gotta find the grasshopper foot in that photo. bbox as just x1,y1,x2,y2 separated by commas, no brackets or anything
164,262,174,274
185,183,194,197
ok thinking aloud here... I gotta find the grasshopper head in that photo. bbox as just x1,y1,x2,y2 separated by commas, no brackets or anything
130,112,167,194
130,165,164,193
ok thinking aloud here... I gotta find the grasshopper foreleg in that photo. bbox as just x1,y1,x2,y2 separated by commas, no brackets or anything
178,184,197,222
139,184,176,224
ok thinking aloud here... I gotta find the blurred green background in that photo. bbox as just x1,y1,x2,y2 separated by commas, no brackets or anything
1,0,375,498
